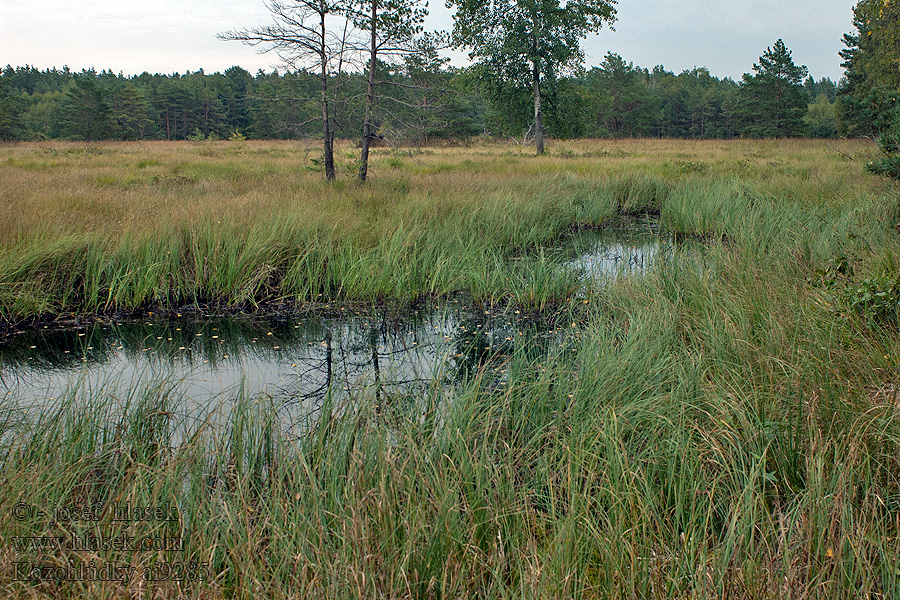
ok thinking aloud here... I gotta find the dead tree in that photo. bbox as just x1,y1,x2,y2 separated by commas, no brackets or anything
220,0,360,180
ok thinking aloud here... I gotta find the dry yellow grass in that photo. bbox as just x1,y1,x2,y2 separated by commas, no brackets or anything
0,137,894,319
0,138,883,243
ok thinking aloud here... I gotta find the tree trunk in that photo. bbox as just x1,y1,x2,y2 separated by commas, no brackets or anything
359,0,378,182
532,57,544,155
321,16,335,180
322,80,335,181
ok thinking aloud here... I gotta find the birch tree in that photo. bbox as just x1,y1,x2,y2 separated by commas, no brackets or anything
448,0,616,154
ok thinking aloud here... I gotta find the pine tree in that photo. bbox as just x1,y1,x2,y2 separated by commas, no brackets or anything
739,39,808,137
348,0,428,180
838,0,900,136
0,76,26,141
60,73,111,141
108,81,151,140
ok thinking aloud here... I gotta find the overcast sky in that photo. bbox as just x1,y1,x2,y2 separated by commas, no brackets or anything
1,0,855,82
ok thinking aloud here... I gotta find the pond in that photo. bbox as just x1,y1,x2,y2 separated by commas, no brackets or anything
562,216,662,279
0,222,666,414
1,306,566,410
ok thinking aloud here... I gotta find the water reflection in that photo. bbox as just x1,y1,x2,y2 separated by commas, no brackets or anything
559,217,662,279
0,305,570,411
1,220,662,411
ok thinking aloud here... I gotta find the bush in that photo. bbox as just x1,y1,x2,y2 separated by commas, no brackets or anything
186,127,206,142
865,114,900,181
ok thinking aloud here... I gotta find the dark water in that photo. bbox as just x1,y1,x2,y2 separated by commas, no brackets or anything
1,307,570,409
558,216,662,279
0,226,663,410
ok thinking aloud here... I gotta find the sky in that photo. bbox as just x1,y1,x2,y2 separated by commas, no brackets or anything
1,0,856,82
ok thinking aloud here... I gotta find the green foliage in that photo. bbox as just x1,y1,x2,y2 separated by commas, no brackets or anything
186,127,207,141
804,76,838,102
648,66,742,139
817,258,900,324
849,0,900,91
346,0,427,42
0,76,25,141
22,91,64,139
865,117,900,180
838,0,900,136
843,272,900,322
0,50,859,144
106,81,152,140
60,74,111,141
449,0,616,79
584,53,654,138
838,86,900,137
739,40,809,137
393,52,483,142
805,94,839,138
448,0,616,144
463,62,533,136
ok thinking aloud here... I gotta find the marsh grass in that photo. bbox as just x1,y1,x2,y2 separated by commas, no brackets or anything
2,260,899,598
3,138,900,598
2,138,885,320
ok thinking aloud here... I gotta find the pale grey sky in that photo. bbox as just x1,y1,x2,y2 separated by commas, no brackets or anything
1,0,855,81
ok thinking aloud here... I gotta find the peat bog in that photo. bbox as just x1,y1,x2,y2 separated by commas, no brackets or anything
2,139,900,599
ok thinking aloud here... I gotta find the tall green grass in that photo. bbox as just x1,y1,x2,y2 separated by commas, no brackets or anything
3,139,900,598
0,172,629,319
3,253,899,597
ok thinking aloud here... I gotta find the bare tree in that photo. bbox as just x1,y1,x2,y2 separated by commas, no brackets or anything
346,0,428,181
220,0,358,180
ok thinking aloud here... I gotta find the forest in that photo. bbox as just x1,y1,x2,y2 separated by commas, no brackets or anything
0,1,896,148
0,53,844,144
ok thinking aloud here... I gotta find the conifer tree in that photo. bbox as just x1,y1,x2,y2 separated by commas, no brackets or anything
739,39,808,137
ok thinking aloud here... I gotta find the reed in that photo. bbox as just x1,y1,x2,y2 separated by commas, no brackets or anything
2,137,900,598
1,138,886,321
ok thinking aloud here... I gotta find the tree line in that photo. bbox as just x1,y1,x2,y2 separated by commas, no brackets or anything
0,55,841,142
0,0,896,153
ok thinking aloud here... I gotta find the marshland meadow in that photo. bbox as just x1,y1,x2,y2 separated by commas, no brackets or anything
1,137,900,598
